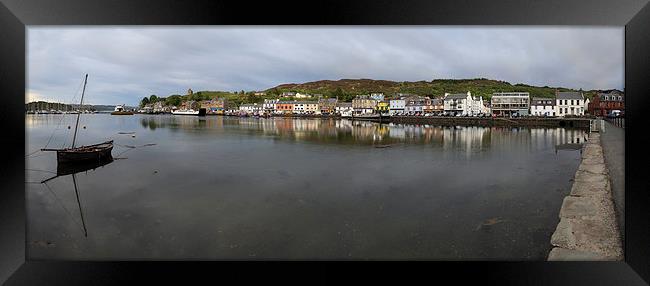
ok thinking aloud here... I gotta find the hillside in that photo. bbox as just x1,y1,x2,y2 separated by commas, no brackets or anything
265,78,619,102
146,78,621,107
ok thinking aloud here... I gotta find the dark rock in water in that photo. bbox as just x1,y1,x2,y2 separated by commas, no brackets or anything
375,145,391,148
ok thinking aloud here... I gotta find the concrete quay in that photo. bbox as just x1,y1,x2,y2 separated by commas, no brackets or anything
547,132,623,261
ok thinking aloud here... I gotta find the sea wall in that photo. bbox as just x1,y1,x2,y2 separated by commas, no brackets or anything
547,132,623,260
389,116,591,129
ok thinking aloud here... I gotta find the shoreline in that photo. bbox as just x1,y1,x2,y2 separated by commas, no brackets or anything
215,114,592,129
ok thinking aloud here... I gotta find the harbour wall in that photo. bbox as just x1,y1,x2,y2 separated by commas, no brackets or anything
547,132,623,261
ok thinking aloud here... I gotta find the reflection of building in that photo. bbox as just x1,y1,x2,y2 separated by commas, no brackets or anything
491,92,530,116
556,91,586,117
530,97,555,116
588,91,624,117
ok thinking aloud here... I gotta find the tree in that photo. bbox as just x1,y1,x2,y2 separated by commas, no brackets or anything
166,95,182,107
149,94,158,103
140,97,150,108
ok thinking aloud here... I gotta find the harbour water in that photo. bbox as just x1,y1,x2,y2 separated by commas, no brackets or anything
26,114,587,260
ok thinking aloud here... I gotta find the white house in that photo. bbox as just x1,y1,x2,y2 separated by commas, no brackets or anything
263,99,279,113
389,98,406,115
443,91,473,115
555,92,586,117
239,103,263,114
530,97,556,116
335,102,353,116
295,92,313,99
470,96,485,116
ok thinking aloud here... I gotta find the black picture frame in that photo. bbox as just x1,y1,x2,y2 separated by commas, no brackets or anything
1,0,649,284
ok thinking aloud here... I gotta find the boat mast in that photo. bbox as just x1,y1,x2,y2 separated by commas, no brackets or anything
71,74,88,148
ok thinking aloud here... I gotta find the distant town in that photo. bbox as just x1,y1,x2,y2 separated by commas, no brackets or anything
25,78,625,118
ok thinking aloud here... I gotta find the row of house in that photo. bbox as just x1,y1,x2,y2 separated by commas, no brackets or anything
230,90,623,117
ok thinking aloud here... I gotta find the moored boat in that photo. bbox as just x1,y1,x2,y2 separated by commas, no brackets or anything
111,104,134,115
172,108,207,116
42,74,115,165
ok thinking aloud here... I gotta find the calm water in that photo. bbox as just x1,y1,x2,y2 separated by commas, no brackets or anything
26,114,586,260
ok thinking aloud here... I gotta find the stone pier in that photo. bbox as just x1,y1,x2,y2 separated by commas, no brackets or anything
547,132,623,261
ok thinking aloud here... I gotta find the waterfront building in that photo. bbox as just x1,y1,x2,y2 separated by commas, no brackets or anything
389,97,406,115
404,95,431,115
588,91,624,117
530,97,556,116
555,91,586,117
263,99,279,114
201,98,229,114
335,102,353,115
426,97,445,114
182,100,200,111
318,97,338,114
470,95,485,115
239,103,263,114
490,92,530,116
443,92,473,116
375,100,390,114
254,92,266,96
292,101,319,114
352,95,378,115
276,101,295,114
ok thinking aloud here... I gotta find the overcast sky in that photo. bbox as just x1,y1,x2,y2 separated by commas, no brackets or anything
27,26,623,105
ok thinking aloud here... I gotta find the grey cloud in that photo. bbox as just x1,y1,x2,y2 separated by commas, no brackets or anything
28,26,623,105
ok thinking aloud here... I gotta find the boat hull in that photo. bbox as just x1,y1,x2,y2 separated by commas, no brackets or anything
52,141,114,163
172,108,207,116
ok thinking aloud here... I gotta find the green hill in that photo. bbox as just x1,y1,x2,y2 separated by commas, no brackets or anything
149,78,621,107
265,78,614,102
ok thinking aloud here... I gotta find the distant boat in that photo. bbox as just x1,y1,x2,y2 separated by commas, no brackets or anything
111,104,133,115
42,74,114,165
172,108,207,116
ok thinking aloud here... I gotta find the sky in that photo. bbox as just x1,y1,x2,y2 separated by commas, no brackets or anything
27,26,624,106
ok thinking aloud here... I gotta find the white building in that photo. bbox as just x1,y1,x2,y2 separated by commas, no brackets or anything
555,92,586,117
335,102,353,116
443,91,473,116
239,103,263,114
530,97,556,116
292,101,319,114
389,98,406,115
263,99,279,113
470,96,485,116
295,92,313,99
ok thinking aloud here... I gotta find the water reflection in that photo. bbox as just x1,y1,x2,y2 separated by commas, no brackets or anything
138,115,587,155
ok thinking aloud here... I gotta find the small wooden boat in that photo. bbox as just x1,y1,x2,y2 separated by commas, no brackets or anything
42,74,114,165
43,140,114,163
